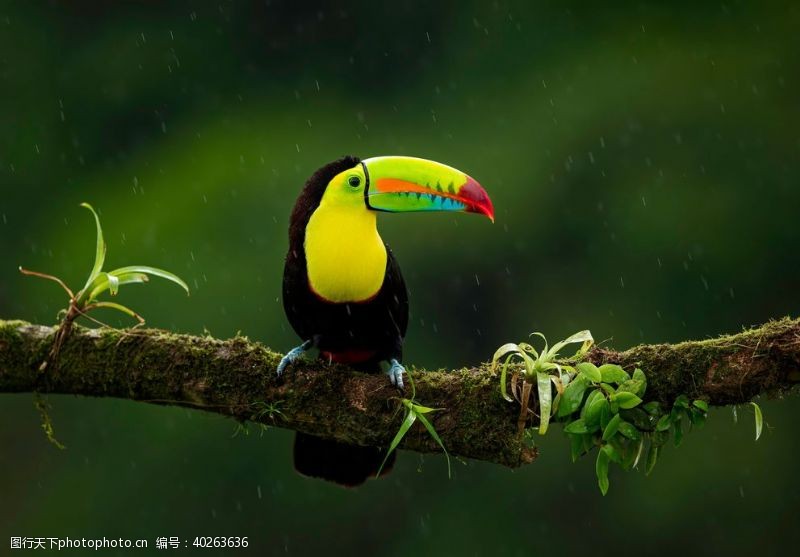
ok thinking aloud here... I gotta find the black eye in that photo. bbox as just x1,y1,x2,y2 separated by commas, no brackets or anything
348,176,361,188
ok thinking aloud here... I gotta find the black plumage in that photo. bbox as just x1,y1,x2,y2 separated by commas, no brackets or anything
281,156,409,486
282,156,409,369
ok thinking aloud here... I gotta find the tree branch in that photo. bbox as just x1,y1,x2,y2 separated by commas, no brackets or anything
1,317,799,467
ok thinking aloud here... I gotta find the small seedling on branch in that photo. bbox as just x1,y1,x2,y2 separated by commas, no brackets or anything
377,370,451,478
20,202,189,371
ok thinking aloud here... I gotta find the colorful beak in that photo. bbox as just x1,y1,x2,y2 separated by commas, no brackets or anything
362,156,494,221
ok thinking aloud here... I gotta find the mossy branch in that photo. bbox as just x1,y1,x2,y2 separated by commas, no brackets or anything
1,317,799,467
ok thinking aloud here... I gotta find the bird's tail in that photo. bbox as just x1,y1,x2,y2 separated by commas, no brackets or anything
293,432,395,487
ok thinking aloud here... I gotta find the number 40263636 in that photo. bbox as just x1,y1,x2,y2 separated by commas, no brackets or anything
192,537,249,549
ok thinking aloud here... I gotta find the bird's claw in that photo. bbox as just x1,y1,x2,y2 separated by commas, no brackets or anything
277,340,312,377
387,359,406,391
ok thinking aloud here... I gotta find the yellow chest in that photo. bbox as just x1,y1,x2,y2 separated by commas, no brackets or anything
304,204,387,303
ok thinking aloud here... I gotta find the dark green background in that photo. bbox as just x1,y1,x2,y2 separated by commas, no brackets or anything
2,1,799,555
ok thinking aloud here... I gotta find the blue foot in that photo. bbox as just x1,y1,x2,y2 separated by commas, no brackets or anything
386,358,406,390
277,340,312,377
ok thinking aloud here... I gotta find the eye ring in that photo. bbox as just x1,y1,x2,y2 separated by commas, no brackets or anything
347,176,361,188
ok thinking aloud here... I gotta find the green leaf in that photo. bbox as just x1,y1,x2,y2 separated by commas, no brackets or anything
693,400,709,412
645,444,659,475
751,402,763,441
603,443,621,464
498,353,516,402
79,203,106,293
596,446,611,495
581,389,602,419
599,382,616,396
656,414,671,431
408,402,439,414
584,394,608,430
617,379,645,397
652,429,670,447
599,401,612,429
415,410,451,478
672,417,684,447
688,407,706,428
87,271,149,301
622,408,652,430
378,409,417,477
557,375,587,417
602,413,622,441
612,392,642,409
106,273,119,296
109,266,189,295
536,371,552,435
632,368,647,391
564,419,589,434
88,302,143,323
598,364,629,384
577,362,602,383
643,401,662,415
492,343,522,365
545,329,593,360
617,421,641,441
569,434,585,463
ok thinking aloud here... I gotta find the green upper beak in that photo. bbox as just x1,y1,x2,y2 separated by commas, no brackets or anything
362,156,494,221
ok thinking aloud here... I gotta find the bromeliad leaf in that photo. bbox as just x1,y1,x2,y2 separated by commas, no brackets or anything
546,329,593,360
109,266,189,295
87,271,150,302
87,301,144,323
79,203,106,293
536,371,552,434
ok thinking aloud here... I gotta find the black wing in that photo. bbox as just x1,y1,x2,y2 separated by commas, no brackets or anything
383,245,409,343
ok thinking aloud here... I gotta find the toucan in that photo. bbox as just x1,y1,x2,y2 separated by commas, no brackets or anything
278,155,494,486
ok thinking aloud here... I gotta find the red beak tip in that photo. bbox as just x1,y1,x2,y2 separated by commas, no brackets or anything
462,177,494,222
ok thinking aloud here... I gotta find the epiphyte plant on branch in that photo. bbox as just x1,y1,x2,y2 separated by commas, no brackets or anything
492,330,764,495
20,202,189,370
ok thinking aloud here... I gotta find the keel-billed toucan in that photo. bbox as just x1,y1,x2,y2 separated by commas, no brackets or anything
279,155,494,485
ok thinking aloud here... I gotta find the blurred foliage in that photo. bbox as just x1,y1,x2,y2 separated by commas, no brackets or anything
1,1,799,555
